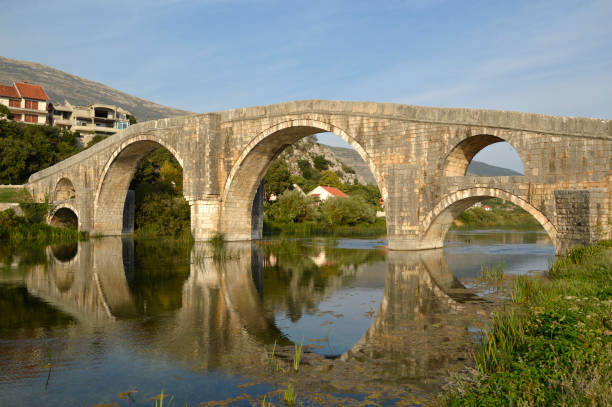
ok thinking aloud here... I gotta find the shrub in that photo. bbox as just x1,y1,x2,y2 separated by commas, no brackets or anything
313,155,330,171
320,196,376,226
266,190,317,223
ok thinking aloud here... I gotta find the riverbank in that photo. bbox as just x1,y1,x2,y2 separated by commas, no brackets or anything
0,208,85,244
451,206,541,230
263,217,387,237
442,240,612,406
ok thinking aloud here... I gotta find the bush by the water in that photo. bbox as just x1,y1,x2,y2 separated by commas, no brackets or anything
320,196,376,226
0,209,83,243
443,241,612,406
265,190,317,223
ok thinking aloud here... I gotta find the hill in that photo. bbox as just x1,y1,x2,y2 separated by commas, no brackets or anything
327,146,521,184
466,161,522,176
0,56,191,121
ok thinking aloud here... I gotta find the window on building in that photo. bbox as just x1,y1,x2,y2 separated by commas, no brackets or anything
25,100,39,109
25,114,38,123
9,99,20,107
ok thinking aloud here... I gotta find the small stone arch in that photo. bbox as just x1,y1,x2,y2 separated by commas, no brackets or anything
442,130,524,176
221,118,385,240
54,177,76,201
49,204,79,229
421,187,557,250
93,136,186,235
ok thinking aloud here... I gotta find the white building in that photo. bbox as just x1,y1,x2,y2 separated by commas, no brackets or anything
0,81,49,124
307,186,348,201
49,101,131,139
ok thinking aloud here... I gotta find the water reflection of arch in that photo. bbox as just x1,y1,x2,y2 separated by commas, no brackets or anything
19,238,282,372
341,250,488,383
25,238,137,323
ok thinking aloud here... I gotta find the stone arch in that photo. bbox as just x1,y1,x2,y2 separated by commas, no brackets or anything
421,187,557,250
49,204,79,229
93,136,185,235
221,119,384,241
54,177,76,201
443,132,524,176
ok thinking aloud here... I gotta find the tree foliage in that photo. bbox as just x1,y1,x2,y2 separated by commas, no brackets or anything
0,105,10,120
264,158,292,199
313,155,330,171
320,196,376,226
265,190,317,223
319,170,342,188
130,148,190,237
0,120,82,184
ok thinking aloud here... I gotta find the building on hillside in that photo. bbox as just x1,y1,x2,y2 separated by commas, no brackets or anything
307,185,348,202
48,101,131,139
0,81,49,124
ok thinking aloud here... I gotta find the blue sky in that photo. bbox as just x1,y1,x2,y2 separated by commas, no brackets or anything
4,0,611,171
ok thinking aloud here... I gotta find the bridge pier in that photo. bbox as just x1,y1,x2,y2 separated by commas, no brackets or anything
190,197,221,240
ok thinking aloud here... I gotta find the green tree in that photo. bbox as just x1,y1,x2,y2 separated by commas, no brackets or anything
0,121,82,184
264,158,292,199
320,196,376,226
313,155,330,171
319,170,342,188
0,104,10,120
297,159,313,179
266,190,317,223
128,114,137,125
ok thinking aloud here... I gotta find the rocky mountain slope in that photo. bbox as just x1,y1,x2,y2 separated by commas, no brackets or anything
327,146,522,185
0,56,191,121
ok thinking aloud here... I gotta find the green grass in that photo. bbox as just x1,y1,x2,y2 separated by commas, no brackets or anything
263,217,387,238
442,240,612,406
0,187,32,203
451,204,542,231
1,207,86,244
480,263,505,284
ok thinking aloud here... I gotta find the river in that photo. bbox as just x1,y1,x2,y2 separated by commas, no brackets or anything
0,230,554,406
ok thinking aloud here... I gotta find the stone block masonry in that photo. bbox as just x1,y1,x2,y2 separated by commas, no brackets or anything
24,100,611,254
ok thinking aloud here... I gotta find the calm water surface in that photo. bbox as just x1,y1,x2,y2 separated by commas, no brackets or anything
0,230,554,406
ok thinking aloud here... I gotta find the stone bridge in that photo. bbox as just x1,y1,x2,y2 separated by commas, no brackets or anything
26,100,611,253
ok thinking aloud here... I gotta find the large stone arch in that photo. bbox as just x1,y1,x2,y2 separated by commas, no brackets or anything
93,136,186,235
442,129,524,176
54,177,76,201
421,187,558,251
220,118,384,241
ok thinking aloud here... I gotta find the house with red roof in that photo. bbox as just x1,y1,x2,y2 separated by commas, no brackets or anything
0,81,49,124
307,185,348,202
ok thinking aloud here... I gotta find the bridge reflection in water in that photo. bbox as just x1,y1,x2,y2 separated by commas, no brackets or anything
2,237,499,403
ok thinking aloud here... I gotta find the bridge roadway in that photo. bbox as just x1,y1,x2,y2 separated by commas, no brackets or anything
26,100,612,253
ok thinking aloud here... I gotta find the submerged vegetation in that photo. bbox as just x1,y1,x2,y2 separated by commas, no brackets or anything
443,241,612,406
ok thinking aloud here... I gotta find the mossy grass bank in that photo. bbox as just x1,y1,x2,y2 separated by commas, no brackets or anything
442,240,612,406
0,187,31,203
263,217,387,238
